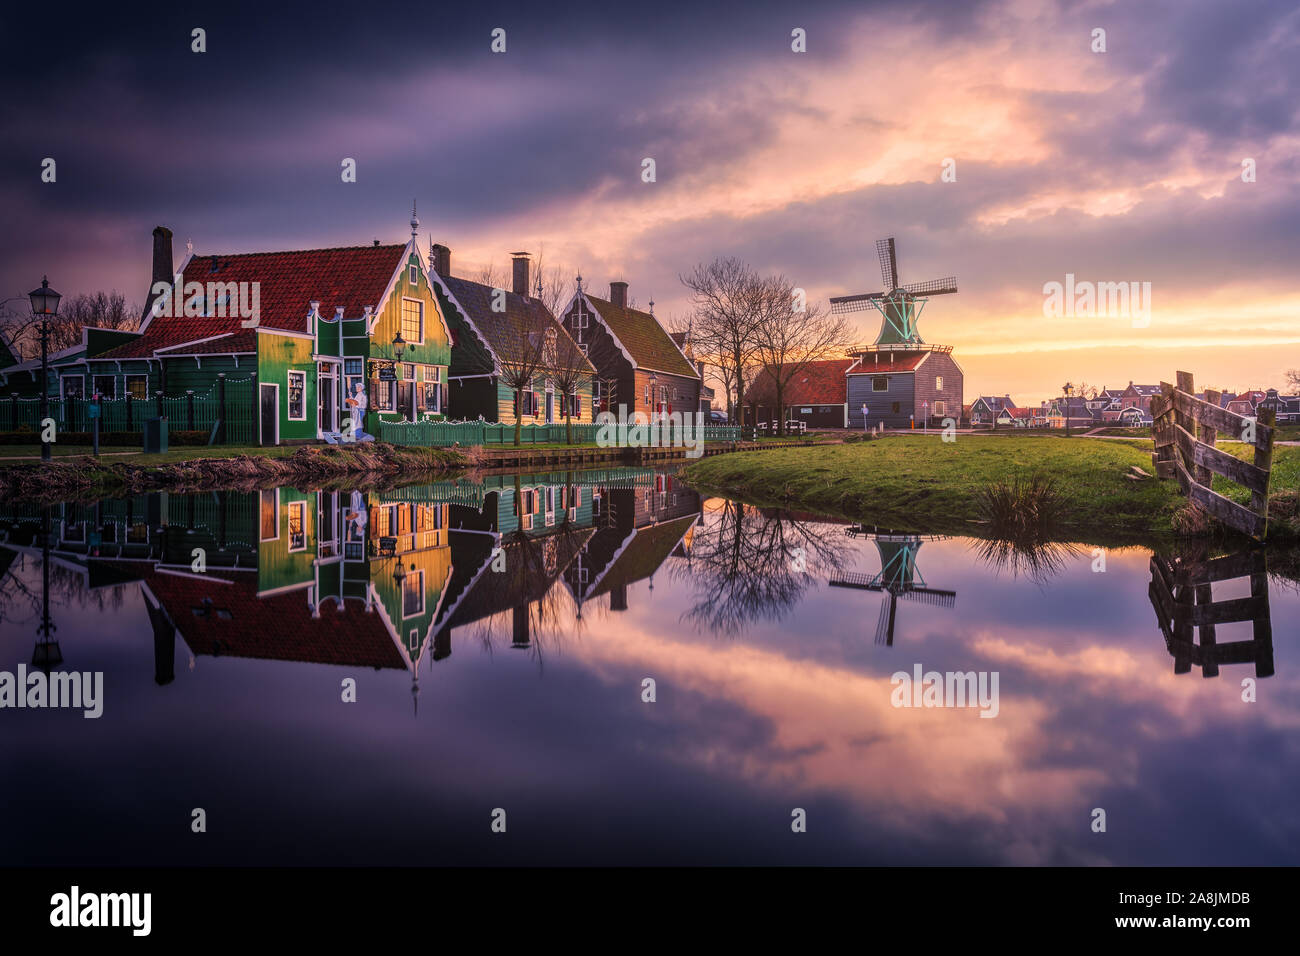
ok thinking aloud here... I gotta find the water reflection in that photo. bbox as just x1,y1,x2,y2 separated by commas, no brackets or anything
1149,545,1275,679
674,502,852,635
829,526,957,644
0,469,704,699
1,476,1297,866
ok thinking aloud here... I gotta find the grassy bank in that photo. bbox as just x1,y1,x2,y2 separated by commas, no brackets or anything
0,442,469,503
680,434,1299,544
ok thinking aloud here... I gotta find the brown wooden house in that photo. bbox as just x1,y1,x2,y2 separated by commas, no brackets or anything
557,281,701,417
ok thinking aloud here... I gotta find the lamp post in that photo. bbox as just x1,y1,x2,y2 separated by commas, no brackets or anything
28,277,61,463
32,504,62,669
1061,381,1074,437
648,371,658,422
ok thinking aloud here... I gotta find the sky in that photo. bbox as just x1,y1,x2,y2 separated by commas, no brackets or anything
2,0,1297,405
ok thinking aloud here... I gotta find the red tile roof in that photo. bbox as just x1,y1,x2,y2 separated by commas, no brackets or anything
744,359,853,405
585,295,700,379
143,567,406,670
97,243,407,360
846,351,930,374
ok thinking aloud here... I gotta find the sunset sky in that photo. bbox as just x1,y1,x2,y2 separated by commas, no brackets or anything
2,0,1297,404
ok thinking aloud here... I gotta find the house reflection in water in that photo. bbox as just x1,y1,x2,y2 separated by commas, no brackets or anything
0,468,701,704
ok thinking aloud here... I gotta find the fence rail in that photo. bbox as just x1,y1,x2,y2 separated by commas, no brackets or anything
3,379,255,445
1151,371,1277,540
1148,548,1273,678
376,418,741,448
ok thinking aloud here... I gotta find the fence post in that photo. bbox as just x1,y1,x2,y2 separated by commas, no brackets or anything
126,393,133,431
217,373,226,444
1253,406,1277,536
1199,388,1220,488
186,390,195,430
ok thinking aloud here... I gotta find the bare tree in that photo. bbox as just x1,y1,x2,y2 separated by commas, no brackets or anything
752,275,849,436
471,262,505,290
545,323,594,446
530,246,576,318
680,257,764,426
0,290,139,360
495,305,551,446
1286,369,1300,392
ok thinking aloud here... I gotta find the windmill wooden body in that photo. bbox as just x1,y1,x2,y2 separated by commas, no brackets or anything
835,238,965,429
829,527,957,645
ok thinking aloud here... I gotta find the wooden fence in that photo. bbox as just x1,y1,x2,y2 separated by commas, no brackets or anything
1148,547,1273,679
1151,371,1276,540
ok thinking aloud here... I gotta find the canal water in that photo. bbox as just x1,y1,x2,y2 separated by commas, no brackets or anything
1,468,1296,865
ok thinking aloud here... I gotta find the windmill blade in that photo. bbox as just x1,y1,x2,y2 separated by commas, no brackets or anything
899,587,957,608
877,238,898,290
829,292,886,315
901,277,958,297
875,593,892,644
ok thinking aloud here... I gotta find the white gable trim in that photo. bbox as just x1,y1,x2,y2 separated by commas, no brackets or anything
563,291,635,368
430,272,501,374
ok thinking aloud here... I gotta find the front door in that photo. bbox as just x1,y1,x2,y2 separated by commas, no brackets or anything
545,390,555,424
260,383,279,446
318,371,335,435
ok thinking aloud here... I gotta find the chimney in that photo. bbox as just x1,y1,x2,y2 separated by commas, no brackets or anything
144,226,174,321
430,243,451,277
511,252,530,296
609,281,628,308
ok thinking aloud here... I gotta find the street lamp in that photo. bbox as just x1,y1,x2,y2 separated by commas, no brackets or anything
392,331,408,363
28,277,61,463
1061,381,1074,437
647,371,658,419
393,560,412,587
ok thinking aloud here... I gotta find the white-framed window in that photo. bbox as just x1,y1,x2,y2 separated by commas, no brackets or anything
644,384,650,405
125,374,148,400
573,305,589,329
935,376,943,390
401,297,424,344
579,343,588,356
934,401,946,417
872,376,889,392
409,263,419,286
287,370,307,420
287,501,307,552
93,375,116,399
61,374,84,400
402,570,425,618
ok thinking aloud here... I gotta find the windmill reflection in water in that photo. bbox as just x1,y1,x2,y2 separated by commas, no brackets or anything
828,526,957,645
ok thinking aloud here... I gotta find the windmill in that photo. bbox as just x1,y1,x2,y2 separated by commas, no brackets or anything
828,530,956,645
830,237,957,347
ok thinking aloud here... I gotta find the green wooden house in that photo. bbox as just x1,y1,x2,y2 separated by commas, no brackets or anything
31,224,453,444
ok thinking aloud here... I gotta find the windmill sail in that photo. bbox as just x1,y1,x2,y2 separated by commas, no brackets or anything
830,237,957,345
